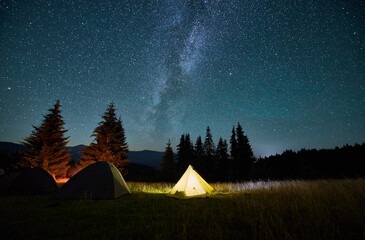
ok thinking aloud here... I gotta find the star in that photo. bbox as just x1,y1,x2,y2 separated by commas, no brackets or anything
0,0,363,155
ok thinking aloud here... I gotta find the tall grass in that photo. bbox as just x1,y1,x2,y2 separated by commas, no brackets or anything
127,179,365,239
128,179,363,194
0,179,364,239
128,182,173,193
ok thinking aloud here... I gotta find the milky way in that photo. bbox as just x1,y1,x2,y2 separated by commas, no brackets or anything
0,0,364,156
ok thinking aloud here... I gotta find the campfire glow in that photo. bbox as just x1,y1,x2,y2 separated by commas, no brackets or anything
55,178,70,184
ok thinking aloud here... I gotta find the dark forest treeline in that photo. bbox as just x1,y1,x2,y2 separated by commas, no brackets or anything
162,124,255,182
256,143,365,180
161,122,365,182
1,111,364,182
1,142,364,182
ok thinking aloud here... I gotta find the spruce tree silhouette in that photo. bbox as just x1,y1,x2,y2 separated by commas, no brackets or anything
176,134,193,174
203,126,215,180
81,103,129,176
160,139,176,182
229,126,238,181
216,137,229,181
22,100,71,178
236,123,254,180
193,135,204,172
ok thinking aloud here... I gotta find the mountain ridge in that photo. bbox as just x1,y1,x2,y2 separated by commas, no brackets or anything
0,141,163,170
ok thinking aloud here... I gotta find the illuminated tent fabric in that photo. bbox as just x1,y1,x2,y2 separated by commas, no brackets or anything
57,161,130,199
0,167,57,196
169,165,213,198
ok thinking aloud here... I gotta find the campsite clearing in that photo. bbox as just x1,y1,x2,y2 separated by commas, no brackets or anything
0,179,364,240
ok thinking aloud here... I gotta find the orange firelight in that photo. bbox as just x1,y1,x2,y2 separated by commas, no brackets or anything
55,178,70,184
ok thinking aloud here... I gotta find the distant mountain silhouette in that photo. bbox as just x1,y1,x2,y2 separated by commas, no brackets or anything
67,145,85,161
0,141,164,170
0,142,27,153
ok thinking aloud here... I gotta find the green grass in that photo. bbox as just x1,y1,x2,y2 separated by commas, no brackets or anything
1,179,364,240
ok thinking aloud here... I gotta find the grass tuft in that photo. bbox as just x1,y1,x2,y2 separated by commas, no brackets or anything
0,179,364,239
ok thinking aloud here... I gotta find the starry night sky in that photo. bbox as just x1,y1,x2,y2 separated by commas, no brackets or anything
0,0,364,156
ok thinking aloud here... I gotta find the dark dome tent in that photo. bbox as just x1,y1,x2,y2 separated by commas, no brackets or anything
0,167,57,196
57,161,130,199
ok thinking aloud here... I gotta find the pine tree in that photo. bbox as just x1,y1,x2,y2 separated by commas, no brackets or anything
229,126,238,180
236,123,254,180
81,103,129,176
185,134,194,166
22,100,71,178
176,134,186,171
176,133,193,173
160,140,176,182
193,135,204,172
203,126,215,157
203,126,215,180
230,127,238,160
216,137,229,181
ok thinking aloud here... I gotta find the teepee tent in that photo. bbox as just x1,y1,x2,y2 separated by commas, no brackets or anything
169,165,213,198
57,161,130,199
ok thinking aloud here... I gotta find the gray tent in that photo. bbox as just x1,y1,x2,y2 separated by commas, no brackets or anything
57,161,130,199
0,167,57,196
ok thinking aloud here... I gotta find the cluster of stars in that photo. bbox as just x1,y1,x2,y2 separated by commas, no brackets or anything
0,0,364,156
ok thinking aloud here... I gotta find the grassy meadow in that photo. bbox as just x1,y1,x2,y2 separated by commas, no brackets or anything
0,179,364,240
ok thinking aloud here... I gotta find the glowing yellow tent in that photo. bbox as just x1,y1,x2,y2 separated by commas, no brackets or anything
169,165,213,198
